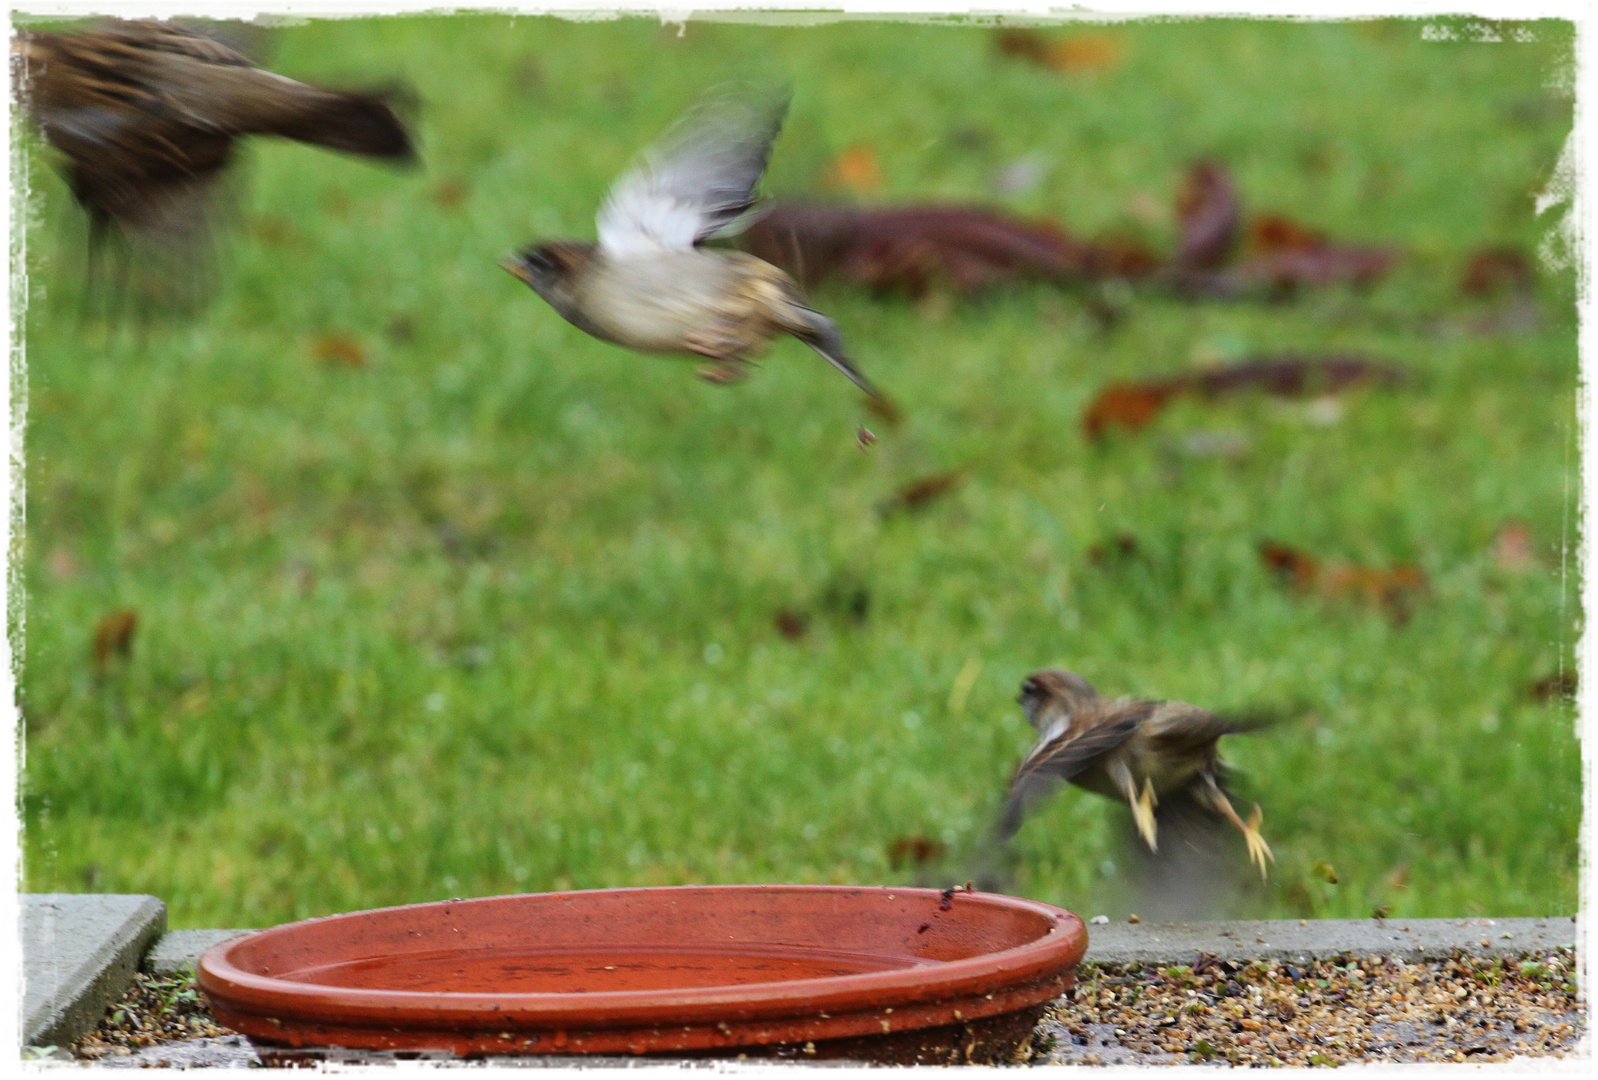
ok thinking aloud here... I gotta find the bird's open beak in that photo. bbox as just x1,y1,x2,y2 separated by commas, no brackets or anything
499,254,535,287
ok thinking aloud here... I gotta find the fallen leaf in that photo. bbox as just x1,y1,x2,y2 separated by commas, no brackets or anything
1259,541,1323,591
430,178,469,209
994,29,1124,75
1527,671,1575,702
741,202,1152,297
1081,380,1184,439
1083,355,1402,440
826,145,882,194
1247,214,1328,255
1311,860,1339,885
92,610,138,671
46,548,79,580
773,609,808,640
312,335,366,368
1492,522,1536,571
1259,541,1425,621
880,469,968,516
1174,161,1241,271
1460,246,1534,297
1088,534,1140,565
888,836,947,869
1048,33,1124,74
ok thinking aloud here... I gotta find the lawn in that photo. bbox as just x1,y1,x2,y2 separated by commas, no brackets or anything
15,14,1580,929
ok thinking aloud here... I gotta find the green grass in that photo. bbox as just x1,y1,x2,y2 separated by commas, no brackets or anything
16,15,1579,928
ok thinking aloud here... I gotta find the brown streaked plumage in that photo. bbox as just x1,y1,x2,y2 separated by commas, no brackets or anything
501,87,885,401
15,19,414,254
1000,668,1275,879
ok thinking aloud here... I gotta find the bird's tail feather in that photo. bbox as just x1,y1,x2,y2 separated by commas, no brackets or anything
780,304,886,401
263,87,415,161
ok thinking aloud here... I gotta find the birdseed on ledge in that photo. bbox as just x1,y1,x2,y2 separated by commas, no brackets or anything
67,949,1584,1067
1033,947,1584,1066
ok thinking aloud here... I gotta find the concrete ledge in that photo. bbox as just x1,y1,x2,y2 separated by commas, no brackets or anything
143,929,253,978
23,893,166,1048
1083,916,1576,965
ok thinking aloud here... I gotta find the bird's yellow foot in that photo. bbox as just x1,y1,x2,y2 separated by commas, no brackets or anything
697,361,750,385
1244,803,1274,880
1132,778,1160,852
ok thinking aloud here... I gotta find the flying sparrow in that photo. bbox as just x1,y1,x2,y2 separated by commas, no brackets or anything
500,87,884,401
999,668,1276,879
14,19,414,258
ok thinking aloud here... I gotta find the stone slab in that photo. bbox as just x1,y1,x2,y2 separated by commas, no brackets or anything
1082,916,1577,965
143,929,253,977
22,893,167,1048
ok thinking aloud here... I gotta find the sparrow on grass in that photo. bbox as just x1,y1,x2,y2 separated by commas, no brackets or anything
501,87,885,401
999,668,1276,880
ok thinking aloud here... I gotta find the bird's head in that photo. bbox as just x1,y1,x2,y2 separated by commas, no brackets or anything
1017,668,1098,731
500,241,592,303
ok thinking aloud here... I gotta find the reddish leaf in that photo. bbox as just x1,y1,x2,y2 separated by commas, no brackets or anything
888,835,947,869
742,203,1133,297
92,609,138,671
880,469,968,516
1081,380,1184,439
773,609,809,640
1084,355,1402,441
430,177,469,209
1258,542,1322,591
826,145,882,194
1174,161,1241,271
1492,522,1536,571
994,29,1124,74
312,335,366,368
1460,246,1534,297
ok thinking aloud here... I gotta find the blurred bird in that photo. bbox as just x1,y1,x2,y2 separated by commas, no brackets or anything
14,18,414,292
500,87,885,401
998,668,1275,880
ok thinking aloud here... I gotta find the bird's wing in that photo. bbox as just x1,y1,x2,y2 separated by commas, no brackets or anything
596,86,789,257
1141,701,1280,756
998,700,1154,839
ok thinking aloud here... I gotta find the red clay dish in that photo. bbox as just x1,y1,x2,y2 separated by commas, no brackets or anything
197,884,1087,1064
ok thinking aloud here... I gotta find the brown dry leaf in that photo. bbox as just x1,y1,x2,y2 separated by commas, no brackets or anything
1258,541,1322,591
1319,564,1426,619
1461,246,1534,297
773,609,808,640
92,610,138,671
1247,214,1328,255
1088,534,1140,566
1084,356,1402,441
826,145,882,194
888,835,947,869
1048,33,1124,74
313,335,366,368
1493,522,1536,572
430,178,469,209
993,28,1054,65
741,202,1149,297
880,469,968,516
1082,381,1184,439
1528,671,1575,702
1174,161,1241,271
